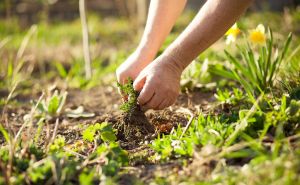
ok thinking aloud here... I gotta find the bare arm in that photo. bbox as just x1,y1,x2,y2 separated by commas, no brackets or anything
137,0,187,59
164,0,253,70
134,0,253,110
116,0,187,84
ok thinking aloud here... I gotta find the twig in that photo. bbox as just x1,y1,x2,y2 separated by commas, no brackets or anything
64,148,87,159
46,118,59,152
14,93,45,142
79,0,92,79
15,25,37,63
0,37,10,50
180,115,194,139
176,108,195,139
225,95,263,146
5,0,11,19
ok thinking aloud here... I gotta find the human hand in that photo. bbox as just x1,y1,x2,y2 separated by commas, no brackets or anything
133,54,183,110
116,49,155,85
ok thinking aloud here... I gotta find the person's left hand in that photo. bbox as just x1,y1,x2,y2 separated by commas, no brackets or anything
133,54,183,110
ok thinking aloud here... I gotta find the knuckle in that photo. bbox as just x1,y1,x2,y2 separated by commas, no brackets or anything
157,104,165,110
147,102,156,109
154,106,160,110
138,96,146,105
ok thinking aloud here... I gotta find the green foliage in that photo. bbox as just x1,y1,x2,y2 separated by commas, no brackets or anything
79,169,95,185
0,121,127,184
151,114,235,160
36,90,68,118
82,122,117,143
212,29,292,96
117,78,139,113
214,88,245,105
49,136,66,153
96,142,129,176
0,123,11,143
1,11,300,185
212,146,300,185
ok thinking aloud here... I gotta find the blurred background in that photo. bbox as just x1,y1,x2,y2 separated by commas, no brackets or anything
0,0,300,90
1,0,300,26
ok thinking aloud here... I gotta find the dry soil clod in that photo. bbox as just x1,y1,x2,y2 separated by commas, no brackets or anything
114,105,155,143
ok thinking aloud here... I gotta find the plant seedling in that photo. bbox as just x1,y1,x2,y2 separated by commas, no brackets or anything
36,90,68,119
116,78,155,140
117,78,139,114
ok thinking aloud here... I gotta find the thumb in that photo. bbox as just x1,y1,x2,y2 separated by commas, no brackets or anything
133,74,146,92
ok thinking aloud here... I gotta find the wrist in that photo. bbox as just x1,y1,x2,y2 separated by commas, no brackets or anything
136,40,160,60
162,47,187,73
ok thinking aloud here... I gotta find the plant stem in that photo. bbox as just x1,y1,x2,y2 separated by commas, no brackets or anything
79,0,92,80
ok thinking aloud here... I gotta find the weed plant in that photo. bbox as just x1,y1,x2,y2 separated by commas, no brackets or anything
117,78,139,113
0,121,128,184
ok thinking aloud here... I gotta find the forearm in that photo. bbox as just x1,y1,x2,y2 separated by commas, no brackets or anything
164,0,253,71
137,0,187,59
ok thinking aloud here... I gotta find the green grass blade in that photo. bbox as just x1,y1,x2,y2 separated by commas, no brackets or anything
264,29,273,79
268,56,279,85
0,124,11,144
240,46,256,80
279,32,292,62
247,49,263,88
232,70,254,97
209,67,236,80
225,50,258,86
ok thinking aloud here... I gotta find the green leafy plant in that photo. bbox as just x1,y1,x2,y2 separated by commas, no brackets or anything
212,29,292,96
0,121,127,184
82,123,128,177
95,142,129,176
117,78,139,113
151,113,235,161
82,122,117,143
214,88,245,105
49,136,66,153
36,90,68,119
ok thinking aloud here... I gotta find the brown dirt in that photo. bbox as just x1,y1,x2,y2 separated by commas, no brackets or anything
0,85,215,149
113,107,155,145
0,84,216,183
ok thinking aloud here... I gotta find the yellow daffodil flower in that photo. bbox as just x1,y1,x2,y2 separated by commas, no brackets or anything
249,24,266,44
225,23,241,45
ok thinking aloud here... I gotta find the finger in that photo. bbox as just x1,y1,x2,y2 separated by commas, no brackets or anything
133,74,146,92
116,72,129,85
157,99,170,110
165,98,175,108
120,76,131,85
137,79,156,105
143,92,164,110
116,71,121,83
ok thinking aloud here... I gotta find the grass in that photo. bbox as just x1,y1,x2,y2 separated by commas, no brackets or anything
1,9,300,185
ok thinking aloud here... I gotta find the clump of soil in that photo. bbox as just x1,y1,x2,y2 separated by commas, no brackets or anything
114,78,155,144
114,105,155,143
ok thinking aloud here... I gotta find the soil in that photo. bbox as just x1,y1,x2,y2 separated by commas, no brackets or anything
1,84,215,146
113,106,155,145
65,85,215,149
0,84,216,181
